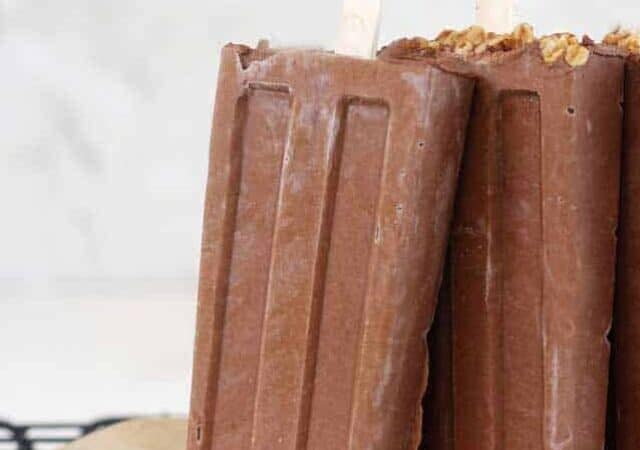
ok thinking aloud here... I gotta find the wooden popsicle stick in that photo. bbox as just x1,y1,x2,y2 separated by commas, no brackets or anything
476,0,514,33
335,0,383,58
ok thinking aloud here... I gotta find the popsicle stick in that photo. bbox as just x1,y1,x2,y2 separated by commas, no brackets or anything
335,0,383,58
476,0,513,33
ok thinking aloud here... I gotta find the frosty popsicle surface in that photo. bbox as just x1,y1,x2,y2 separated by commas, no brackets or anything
381,26,624,450
187,41,474,450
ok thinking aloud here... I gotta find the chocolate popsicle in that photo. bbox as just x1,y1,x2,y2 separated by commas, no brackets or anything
603,30,640,450
187,42,474,449
381,26,624,450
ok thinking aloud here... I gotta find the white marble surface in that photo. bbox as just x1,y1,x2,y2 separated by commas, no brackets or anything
2,294,196,422
0,0,637,423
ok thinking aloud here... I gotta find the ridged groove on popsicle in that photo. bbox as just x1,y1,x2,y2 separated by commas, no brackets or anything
209,86,292,449
499,91,544,448
299,98,388,450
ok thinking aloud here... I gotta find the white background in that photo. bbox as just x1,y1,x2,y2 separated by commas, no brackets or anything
1,0,638,423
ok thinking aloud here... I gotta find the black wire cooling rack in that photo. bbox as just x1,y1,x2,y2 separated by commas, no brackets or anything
0,417,130,450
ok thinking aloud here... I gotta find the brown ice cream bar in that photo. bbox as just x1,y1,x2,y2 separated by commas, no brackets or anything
187,43,474,450
603,30,640,450
381,26,624,450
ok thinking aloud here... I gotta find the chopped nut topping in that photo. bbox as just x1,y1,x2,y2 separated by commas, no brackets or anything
429,23,535,56
455,41,474,56
383,25,591,68
465,26,488,46
604,28,640,53
565,44,590,67
539,33,589,66
513,23,535,44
